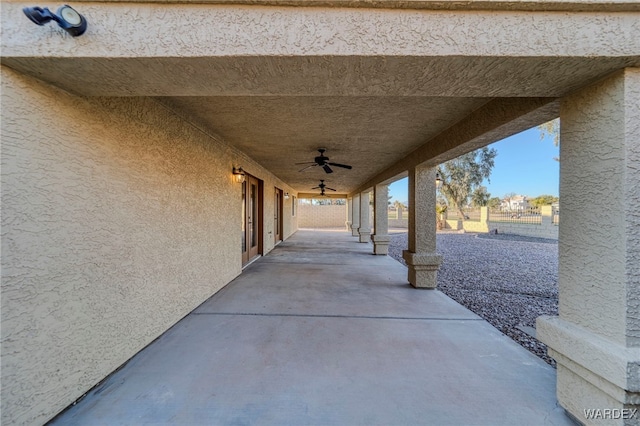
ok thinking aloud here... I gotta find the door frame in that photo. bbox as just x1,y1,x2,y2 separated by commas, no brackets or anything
274,187,283,244
242,173,263,267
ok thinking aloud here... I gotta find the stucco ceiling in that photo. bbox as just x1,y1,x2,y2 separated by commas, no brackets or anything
159,96,489,194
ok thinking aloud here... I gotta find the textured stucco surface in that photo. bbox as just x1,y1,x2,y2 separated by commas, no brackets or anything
297,204,347,228
537,68,640,424
4,0,638,12
358,192,371,242
403,165,442,287
351,194,360,236
623,69,640,348
373,184,389,235
0,67,296,425
558,69,639,347
3,5,639,62
537,317,640,395
487,222,558,239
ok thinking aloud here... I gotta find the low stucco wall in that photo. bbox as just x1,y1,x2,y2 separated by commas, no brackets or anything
298,204,347,228
444,208,558,239
388,218,408,228
462,221,490,233
0,67,297,425
488,221,558,239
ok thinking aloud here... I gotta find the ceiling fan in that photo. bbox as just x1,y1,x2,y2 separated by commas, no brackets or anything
312,180,336,196
296,148,353,174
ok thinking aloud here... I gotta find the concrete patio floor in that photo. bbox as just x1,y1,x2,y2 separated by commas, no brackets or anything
51,229,573,425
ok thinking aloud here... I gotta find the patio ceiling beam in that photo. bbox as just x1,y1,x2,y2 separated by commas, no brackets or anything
348,97,559,197
35,0,640,13
2,4,639,98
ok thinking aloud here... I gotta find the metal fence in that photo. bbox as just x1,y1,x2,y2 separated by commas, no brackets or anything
489,207,542,224
446,208,481,222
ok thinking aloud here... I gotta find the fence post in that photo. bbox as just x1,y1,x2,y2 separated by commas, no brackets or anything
480,206,489,224
541,205,553,227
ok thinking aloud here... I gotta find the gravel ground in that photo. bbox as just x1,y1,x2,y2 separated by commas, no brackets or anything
389,231,558,366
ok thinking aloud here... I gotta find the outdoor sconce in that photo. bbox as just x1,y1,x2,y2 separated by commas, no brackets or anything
232,167,246,183
435,171,443,188
284,192,290,200
23,5,87,37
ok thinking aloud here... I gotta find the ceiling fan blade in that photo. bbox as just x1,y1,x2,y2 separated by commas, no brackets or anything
299,164,317,172
323,164,333,173
326,187,337,191
295,161,316,165
328,162,352,169
311,186,320,189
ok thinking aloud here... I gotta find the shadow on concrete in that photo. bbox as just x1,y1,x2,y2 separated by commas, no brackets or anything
51,229,572,426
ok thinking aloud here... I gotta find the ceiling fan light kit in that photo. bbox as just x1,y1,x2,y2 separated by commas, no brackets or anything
296,149,353,174
311,179,336,196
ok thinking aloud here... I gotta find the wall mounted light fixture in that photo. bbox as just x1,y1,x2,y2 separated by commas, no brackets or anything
23,5,87,36
435,171,443,189
232,167,246,183
284,192,290,200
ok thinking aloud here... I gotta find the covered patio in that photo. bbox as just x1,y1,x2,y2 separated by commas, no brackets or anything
52,230,571,425
2,2,639,423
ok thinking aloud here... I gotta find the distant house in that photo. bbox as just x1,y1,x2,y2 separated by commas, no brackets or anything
501,195,530,210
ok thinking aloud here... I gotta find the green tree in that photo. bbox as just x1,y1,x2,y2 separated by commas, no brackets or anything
530,194,559,207
393,200,406,210
471,186,491,207
437,147,497,219
538,118,560,162
487,197,501,209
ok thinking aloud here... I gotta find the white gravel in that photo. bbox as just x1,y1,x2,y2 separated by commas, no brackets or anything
389,231,558,366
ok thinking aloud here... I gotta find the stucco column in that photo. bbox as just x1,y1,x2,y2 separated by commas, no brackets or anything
371,184,390,255
537,68,640,425
346,197,353,231
351,194,360,237
402,164,442,288
358,192,371,243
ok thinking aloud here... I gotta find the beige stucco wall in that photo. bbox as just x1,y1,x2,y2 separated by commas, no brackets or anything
0,67,297,425
558,69,634,346
487,222,558,239
388,218,408,228
297,204,347,228
462,220,490,233
537,68,640,425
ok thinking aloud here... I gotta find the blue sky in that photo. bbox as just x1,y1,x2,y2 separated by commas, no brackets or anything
388,126,560,203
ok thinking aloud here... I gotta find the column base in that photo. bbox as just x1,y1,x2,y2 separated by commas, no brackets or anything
351,224,360,237
402,251,442,288
537,316,640,425
371,234,391,255
345,221,352,232
358,228,371,243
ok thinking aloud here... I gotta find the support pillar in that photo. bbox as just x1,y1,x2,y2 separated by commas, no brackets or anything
372,183,390,255
402,164,442,288
351,194,360,237
346,197,353,232
358,191,371,243
537,68,640,425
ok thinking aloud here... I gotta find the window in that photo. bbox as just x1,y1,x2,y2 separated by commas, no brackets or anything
292,196,296,216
